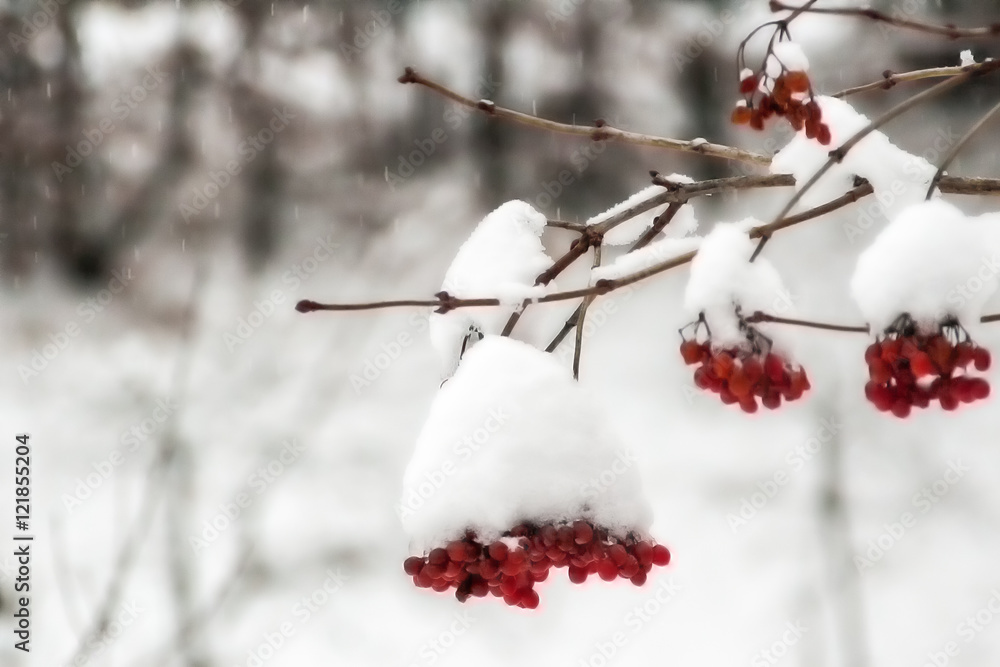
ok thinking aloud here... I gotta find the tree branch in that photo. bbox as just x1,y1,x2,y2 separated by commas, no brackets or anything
769,1,1000,39
398,67,770,166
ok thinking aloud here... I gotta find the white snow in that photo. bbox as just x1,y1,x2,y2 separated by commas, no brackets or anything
683,222,791,348
850,199,1000,333
429,200,554,375
587,177,698,246
771,41,810,73
592,236,702,282
960,49,976,67
770,95,937,219
400,336,654,554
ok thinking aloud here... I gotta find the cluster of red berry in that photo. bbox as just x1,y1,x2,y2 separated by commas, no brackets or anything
681,339,810,413
403,521,670,609
731,69,831,145
864,320,991,417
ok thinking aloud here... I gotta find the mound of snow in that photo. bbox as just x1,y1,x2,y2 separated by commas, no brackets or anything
400,336,653,554
851,199,1000,333
770,96,936,219
429,200,554,375
684,222,792,349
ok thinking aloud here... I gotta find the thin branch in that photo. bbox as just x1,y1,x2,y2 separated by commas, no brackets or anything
398,67,770,166
746,312,870,334
573,244,603,379
754,66,997,259
547,219,588,232
833,63,998,98
926,97,1000,199
296,173,1000,316
770,0,1000,39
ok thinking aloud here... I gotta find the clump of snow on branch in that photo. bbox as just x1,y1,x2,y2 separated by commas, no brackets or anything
959,49,976,67
768,41,810,76
587,176,698,246
770,95,937,218
400,336,653,554
591,236,702,282
683,222,791,349
429,200,553,375
851,199,1000,334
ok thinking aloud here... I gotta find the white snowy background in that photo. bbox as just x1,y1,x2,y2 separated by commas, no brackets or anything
2,1,1000,666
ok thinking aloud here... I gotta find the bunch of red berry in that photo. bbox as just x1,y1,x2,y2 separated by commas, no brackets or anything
403,520,670,609
864,316,991,418
682,340,810,413
731,66,831,145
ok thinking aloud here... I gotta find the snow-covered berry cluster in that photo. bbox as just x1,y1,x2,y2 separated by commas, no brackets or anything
680,317,810,413
404,521,670,609
732,41,831,145
864,316,991,417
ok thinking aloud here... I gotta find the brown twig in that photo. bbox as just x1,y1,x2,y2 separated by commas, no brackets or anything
833,63,1000,98
398,67,770,166
573,243,603,379
746,312,870,333
769,1,1000,39
926,97,1000,199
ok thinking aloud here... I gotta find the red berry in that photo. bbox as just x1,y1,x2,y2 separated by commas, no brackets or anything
890,400,911,419
764,354,785,383
428,548,448,566
488,541,508,561
680,340,703,365
403,557,424,576
630,571,648,586
651,545,671,567
739,394,758,414
713,352,736,379
568,566,588,584
573,521,594,545
635,541,653,566
597,559,618,581
520,588,539,609
739,74,758,95
974,348,992,371
970,378,991,401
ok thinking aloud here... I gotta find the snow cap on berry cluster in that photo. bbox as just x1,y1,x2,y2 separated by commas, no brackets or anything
770,96,936,218
586,178,699,247
767,41,810,78
429,200,554,376
683,221,791,349
401,335,653,554
851,199,1000,334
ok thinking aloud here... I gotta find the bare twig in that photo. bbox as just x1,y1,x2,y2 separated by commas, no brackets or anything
770,0,1000,39
573,243,603,379
398,67,770,165
746,312,870,334
833,63,1000,98
926,98,1000,199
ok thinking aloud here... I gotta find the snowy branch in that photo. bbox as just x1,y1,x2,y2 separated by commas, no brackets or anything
769,0,1000,39
397,67,771,166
